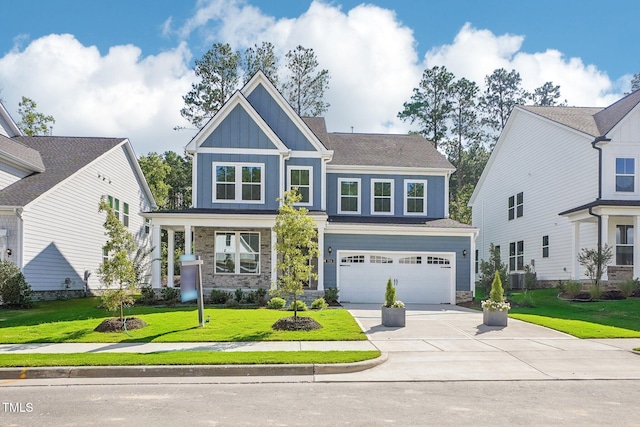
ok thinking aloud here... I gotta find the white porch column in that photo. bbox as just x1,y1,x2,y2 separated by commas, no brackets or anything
634,216,640,279
151,224,162,289
572,221,580,280
601,214,609,281
470,234,477,296
317,226,325,291
184,225,192,255
271,229,278,289
167,229,175,288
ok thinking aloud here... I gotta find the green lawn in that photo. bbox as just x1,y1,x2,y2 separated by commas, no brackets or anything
503,288,640,338
0,350,381,367
0,297,367,343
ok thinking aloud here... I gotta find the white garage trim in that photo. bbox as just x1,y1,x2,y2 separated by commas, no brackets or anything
336,250,456,304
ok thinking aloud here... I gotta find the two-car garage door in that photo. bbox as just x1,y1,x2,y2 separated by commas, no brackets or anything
338,251,455,304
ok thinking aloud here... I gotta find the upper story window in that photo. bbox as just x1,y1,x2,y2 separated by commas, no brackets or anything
542,235,549,258
288,166,312,205
371,179,394,215
616,158,635,192
508,192,523,220
107,195,128,227
404,180,427,215
338,178,361,214
213,162,264,203
509,240,524,271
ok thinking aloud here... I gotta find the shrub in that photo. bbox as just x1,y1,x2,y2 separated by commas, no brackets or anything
384,278,396,308
563,281,583,298
0,261,32,308
210,289,230,304
481,270,510,312
266,297,286,310
255,288,268,306
618,279,639,297
311,297,328,310
288,300,307,312
588,284,603,300
234,288,244,303
138,284,157,305
324,288,339,304
245,290,257,304
160,287,180,306
225,299,240,308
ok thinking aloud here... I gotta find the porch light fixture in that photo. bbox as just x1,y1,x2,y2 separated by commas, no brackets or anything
328,246,332,254
5,249,11,256
462,249,467,258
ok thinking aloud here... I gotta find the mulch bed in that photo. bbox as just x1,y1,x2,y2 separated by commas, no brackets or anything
94,317,148,333
272,316,322,331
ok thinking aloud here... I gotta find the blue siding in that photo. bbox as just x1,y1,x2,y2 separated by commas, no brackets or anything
323,233,471,292
246,84,317,151
326,173,445,218
196,153,280,209
200,104,277,149
285,158,322,211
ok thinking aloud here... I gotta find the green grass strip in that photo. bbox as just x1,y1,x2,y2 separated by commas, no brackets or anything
509,313,640,338
0,350,381,367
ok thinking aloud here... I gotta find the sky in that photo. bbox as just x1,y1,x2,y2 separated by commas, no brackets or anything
1,0,639,156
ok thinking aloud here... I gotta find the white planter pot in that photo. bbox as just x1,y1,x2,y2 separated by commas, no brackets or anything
483,307,508,327
382,306,406,327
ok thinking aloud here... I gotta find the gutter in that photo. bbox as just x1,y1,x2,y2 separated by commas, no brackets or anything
589,135,610,281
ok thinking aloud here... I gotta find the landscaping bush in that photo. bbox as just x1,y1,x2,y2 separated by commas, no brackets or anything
210,289,230,304
288,300,308,312
0,260,32,308
138,284,157,305
266,297,286,310
588,284,603,300
311,297,328,310
160,287,180,306
324,288,339,304
618,279,639,297
563,281,583,298
245,290,256,304
255,288,268,306
234,288,244,303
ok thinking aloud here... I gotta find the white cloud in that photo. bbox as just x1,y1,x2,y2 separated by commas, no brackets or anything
0,34,196,155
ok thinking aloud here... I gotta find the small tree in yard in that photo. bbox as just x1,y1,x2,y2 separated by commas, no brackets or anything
578,244,613,297
272,189,319,322
478,243,507,294
98,197,136,321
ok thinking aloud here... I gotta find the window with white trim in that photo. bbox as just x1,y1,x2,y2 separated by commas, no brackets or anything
123,202,129,227
399,256,422,264
371,179,394,214
508,192,523,220
509,240,524,271
215,232,260,274
616,158,635,192
213,163,264,203
404,180,427,215
426,256,450,265
338,178,361,214
288,166,312,205
370,255,393,264
107,195,128,226
341,255,365,263
542,235,549,258
616,225,633,265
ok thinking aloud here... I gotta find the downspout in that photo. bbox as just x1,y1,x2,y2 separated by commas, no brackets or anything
589,136,610,284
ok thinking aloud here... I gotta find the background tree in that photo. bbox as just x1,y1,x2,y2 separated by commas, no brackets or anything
398,65,455,149
530,81,564,106
631,72,640,92
281,45,330,117
478,243,508,294
138,152,171,209
181,43,241,128
98,197,136,321
242,41,279,85
17,96,55,136
479,68,528,145
272,189,319,320
164,150,192,210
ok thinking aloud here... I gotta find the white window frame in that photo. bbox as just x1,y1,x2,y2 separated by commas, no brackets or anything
287,165,313,206
370,179,394,215
214,231,261,275
403,179,428,215
338,178,361,214
212,162,265,204
615,157,636,194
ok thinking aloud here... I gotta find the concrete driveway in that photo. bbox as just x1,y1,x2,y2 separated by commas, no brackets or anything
319,303,640,382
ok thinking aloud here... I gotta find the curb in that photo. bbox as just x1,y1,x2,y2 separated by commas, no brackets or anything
0,354,387,379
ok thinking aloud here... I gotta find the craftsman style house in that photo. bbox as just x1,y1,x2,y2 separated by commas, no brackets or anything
0,101,155,298
145,72,477,304
470,89,640,285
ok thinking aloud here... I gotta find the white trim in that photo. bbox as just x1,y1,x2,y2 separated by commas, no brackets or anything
327,165,453,176
321,158,328,211
214,231,261,276
370,178,394,215
326,222,478,238
403,179,428,216
191,152,198,208
212,162,265,204
196,147,282,156
337,178,361,215
287,165,313,206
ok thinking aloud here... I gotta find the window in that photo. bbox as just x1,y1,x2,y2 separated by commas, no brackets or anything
426,256,450,265
509,241,524,271
542,235,549,258
107,195,126,224
144,219,150,235
475,249,479,274
123,202,129,227
338,178,361,214
213,163,264,203
288,166,312,205
404,180,427,215
616,158,635,192
616,225,633,265
371,179,394,214
508,192,523,220
341,255,365,263
215,232,260,274
370,255,393,264
399,256,422,264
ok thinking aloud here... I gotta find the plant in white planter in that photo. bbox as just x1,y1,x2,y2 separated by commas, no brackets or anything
482,270,510,326
382,278,405,327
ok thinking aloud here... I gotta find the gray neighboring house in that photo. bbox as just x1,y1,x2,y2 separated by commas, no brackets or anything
0,101,155,298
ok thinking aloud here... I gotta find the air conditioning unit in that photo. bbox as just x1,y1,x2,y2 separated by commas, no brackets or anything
508,272,525,290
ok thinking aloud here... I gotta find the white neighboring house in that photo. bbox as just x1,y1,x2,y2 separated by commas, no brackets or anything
470,89,640,285
0,101,155,298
